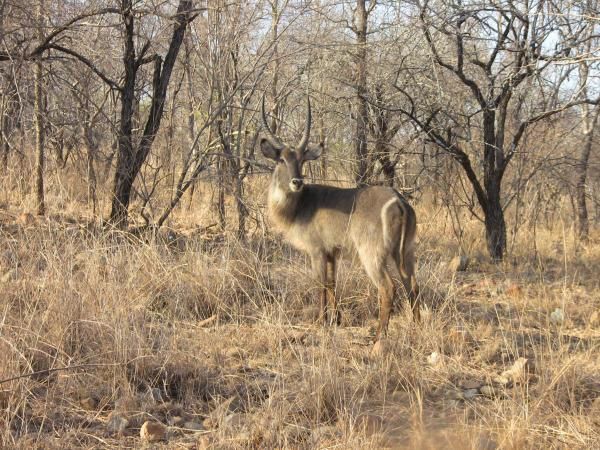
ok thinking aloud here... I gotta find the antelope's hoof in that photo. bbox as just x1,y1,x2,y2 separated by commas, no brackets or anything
370,338,390,358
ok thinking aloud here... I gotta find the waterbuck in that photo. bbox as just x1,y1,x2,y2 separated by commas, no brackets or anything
260,96,420,339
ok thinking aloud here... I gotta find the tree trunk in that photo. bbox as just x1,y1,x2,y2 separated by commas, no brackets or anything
354,0,370,186
109,0,193,227
34,55,45,215
576,122,596,241
1,100,9,171
380,153,395,187
575,55,599,242
83,125,98,215
484,192,506,261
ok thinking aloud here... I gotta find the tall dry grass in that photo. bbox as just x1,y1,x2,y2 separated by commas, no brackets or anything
0,169,598,449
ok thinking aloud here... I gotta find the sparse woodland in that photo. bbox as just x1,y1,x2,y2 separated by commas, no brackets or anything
0,1,599,448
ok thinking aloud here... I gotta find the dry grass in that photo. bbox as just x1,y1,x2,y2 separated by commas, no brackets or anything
0,176,599,449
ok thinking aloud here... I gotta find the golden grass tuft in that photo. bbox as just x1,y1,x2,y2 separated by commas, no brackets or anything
0,177,599,449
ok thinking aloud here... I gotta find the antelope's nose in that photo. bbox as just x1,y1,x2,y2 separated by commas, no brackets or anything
290,178,303,191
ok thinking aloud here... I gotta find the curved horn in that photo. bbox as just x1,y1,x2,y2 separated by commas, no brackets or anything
261,94,284,150
297,96,312,153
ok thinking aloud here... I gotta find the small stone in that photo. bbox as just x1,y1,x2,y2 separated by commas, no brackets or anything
493,375,510,386
224,413,246,429
150,388,163,403
463,389,479,400
79,397,98,410
140,421,166,442
479,385,498,398
500,357,528,384
461,380,482,390
168,416,186,426
447,389,464,401
107,413,129,433
0,269,16,283
449,255,469,272
550,308,564,325
202,416,218,429
427,351,441,367
183,421,204,431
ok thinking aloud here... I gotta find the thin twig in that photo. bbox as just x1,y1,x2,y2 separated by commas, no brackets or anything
0,363,120,385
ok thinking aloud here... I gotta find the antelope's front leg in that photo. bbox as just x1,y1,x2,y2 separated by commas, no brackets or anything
311,252,328,326
327,255,341,326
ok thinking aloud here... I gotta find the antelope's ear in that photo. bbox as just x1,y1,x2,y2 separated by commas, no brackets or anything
260,138,281,160
303,143,323,161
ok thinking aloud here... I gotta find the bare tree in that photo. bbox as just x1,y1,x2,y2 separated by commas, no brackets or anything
352,0,376,186
34,0,45,216
395,0,599,260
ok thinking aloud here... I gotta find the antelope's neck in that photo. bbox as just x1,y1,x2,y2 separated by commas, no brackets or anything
268,180,300,230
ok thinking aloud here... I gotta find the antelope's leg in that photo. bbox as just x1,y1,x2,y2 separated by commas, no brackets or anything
400,246,420,322
311,252,328,326
326,255,340,326
376,270,394,340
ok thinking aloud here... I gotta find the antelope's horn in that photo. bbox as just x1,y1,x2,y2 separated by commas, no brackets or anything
261,94,284,150
297,96,311,153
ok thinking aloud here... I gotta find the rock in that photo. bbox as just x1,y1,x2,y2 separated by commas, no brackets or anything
168,415,186,427
354,414,384,435
114,396,140,412
150,388,163,403
463,389,479,400
479,385,496,398
550,308,564,325
224,413,246,429
183,421,204,431
449,255,469,272
79,397,98,410
202,416,218,430
140,421,167,442
500,357,528,384
461,380,482,390
447,389,464,401
107,413,129,434
0,269,16,283
427,351,442,368
493,375,510,386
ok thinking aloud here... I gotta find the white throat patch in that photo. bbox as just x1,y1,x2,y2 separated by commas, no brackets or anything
269,184,288,206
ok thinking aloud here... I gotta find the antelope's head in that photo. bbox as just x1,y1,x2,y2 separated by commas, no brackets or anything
260,96,323,195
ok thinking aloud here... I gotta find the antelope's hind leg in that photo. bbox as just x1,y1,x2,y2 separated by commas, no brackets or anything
393,247,420,322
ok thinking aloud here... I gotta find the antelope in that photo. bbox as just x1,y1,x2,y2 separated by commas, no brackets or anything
260,96,420,339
